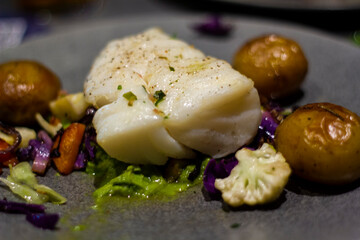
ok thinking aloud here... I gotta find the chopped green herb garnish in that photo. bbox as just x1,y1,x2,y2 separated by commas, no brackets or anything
153,90,166,106
123,91,137,106
117,85,122,90
169,66,175,72
159,56,168,60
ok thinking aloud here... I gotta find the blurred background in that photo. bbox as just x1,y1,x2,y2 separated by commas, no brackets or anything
0,0,359,50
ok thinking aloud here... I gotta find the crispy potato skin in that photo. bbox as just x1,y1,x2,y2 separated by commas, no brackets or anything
0,60,61,125
233,34,308,99
275,103,360,185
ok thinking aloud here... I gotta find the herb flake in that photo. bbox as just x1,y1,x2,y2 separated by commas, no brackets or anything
123,91,137,106
117,85,122,90
153,90,166,106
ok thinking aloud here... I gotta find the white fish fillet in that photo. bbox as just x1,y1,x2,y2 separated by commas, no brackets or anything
84,28,261,165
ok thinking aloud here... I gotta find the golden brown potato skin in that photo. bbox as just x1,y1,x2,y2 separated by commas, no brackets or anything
233,34,308,99
0,60,61,126
275,103,360,185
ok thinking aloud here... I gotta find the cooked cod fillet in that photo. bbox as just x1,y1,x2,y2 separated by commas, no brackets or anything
84,28,261,165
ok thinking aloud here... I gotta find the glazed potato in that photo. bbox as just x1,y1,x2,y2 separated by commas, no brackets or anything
0,60,61,126
233,34,308,99
275,103,360,185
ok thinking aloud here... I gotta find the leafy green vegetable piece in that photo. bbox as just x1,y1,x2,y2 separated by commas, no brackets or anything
93,165,166,199
9,162,37,187
0,162,66,204
86,147,128,188
34,185,67,204
87,145,209,201
0,177,48,204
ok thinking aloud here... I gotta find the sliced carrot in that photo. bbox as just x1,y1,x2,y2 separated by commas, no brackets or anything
52,123,86,175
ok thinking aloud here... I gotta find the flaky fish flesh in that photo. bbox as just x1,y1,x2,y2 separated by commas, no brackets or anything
84,28,261,165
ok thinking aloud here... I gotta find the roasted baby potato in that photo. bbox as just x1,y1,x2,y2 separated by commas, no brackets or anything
275,103,360,185
233,34,308,99
0,60,61,126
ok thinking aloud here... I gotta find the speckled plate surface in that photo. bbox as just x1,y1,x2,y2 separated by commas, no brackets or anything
1,14,360,240
205,0,360,11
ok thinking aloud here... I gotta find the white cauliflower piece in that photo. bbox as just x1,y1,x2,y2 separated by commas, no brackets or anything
215,143,291,207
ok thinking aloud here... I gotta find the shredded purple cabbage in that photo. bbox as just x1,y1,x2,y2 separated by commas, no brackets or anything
203,156,238,199
77,107,97,168
74,126,97,170
247,110,279,149
38,131,53,149
193,15,232,36
26,212,59,230
31,131,53,175
0,199,45,214
79,107,97,125
84,127,96,160
259,111,278,140
17,146,32,162
17,130,53,175
74,151,86,170
0,199,59,230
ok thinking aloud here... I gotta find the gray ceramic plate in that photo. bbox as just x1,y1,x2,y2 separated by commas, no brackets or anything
1,15,360,240
205,0,360,11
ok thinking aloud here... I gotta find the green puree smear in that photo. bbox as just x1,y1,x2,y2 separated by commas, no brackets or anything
86,147,209,201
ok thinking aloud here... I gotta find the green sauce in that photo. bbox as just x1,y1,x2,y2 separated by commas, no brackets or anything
86,147,209,202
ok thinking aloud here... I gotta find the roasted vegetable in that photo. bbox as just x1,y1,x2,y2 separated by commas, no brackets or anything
35,113,62,137
0,60,61,125
215,143,291,207
51,123,86,175
49,92,91,122
0,139,18,167
15,127,36,148
233,34,308,99
0,122,21,168
275,102,360,185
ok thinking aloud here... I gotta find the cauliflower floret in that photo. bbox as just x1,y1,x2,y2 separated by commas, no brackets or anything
214,143,291,207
